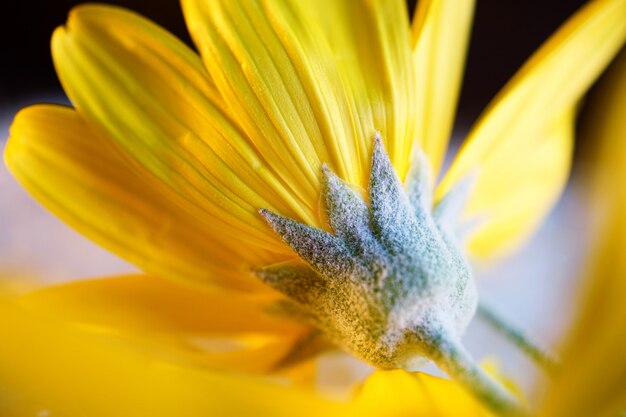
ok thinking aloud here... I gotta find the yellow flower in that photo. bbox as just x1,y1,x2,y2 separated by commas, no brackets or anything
3,0,626,415
8,0,626,290
0,290,492,417
539,46,626,417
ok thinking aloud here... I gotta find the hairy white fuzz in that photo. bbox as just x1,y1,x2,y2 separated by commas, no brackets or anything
257,134,477,370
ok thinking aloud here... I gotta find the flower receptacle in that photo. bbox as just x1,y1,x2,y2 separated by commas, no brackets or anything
256,135,478,369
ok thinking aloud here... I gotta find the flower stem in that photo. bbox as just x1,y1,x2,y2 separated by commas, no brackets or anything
477,302,559,373
427,334,526,416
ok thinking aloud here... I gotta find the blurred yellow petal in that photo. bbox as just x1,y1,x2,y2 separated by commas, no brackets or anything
182,0,417,190
5,104,277,291
51,4,307,252
411,0,475,174
438,0,626,258
540,48,626,417
19,274,309,374
0,295,347,417
467,106,575,257
352,370,491,416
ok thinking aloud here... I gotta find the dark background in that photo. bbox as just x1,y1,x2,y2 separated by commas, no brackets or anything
0,0,590,131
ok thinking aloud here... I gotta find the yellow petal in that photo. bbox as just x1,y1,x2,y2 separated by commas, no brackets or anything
51,4,312,249
0,295,347,417
468,106,574,257
438,0,626,258
19,274,309,374
5,104,278,291
411,0,475,174
307,0,419,180
352,370,491,416
540,48,626,417
182,0,417,191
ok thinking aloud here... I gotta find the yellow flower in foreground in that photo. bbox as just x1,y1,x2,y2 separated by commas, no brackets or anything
539,47,626,417
3,0,626,415
0,290,493,417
